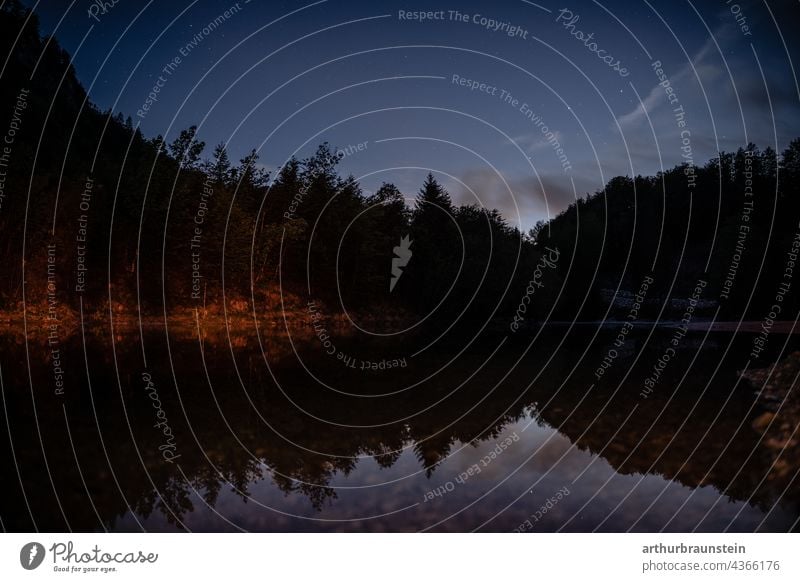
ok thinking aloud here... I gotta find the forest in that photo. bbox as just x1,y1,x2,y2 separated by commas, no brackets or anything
2,0,799,329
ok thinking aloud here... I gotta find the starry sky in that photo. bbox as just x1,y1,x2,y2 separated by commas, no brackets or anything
27,0,800,231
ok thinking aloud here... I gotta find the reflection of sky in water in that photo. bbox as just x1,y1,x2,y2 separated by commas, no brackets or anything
113,416,789,532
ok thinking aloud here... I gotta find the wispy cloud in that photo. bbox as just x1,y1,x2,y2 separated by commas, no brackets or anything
511,130,565,152
618,39,717,127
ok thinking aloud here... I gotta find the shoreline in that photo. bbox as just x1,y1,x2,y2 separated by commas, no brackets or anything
3,310,798,337
541,320,800,334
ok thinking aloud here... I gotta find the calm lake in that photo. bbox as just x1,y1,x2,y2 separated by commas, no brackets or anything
1,323,798,532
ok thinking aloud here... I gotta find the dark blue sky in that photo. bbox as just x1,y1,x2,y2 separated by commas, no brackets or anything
27,0,800,230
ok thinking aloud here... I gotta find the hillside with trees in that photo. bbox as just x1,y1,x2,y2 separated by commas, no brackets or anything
1,0,798,333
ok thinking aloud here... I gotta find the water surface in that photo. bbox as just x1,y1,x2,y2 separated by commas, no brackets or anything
1,325,797,532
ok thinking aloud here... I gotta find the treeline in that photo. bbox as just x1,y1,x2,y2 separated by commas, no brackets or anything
2,0,800,325
535,140,800,320
0,1,539,323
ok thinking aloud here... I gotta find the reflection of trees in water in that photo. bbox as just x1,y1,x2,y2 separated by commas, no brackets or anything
0,333,537,528
531,348,800,519
1,332,798,531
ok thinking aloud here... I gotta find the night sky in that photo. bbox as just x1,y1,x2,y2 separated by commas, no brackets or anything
27,0,800,231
